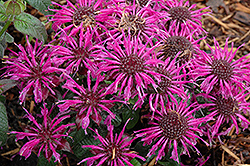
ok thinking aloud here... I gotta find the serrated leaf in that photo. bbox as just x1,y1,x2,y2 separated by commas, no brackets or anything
0,3,7,22
37,154,57,166
130,158,141,166
0,36,6,58
14,12,47,42
24,0,51,15
0,102,8,146
6,1,21,16
0,79,18,94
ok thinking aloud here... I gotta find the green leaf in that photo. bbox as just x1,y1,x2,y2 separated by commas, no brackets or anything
37,154,57,166
0,79,18,94
14,12,47,42
130,158,142,166
0,25,14,43
6,1,21,16
0,3,7,22
0,35,6,58
24,0,51,15
122,109,139,129
0,102,8,146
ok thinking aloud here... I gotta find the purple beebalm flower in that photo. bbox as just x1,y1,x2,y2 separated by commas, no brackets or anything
2,37,64,103
98,32,164,101
58,72,122,132
192,38,250,96
142,57,188,113
108,2,164,44
51,28,99,76
48,0,109,37
157,24,204,66
77,119,145,166
158,0,210,36
202,88,250,143
135,100,209,163
11,104,74,163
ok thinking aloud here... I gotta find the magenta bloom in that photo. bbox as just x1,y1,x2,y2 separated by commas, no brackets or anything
77,119,145,166
98,33,164,101
11,104,74,163
135,101,209,163
146,58,188,113
49,0,108,36
58,72,122,132
193,38,250,96
52,29,99,76
108,2,164,44
202,88,250,141
3,37,63,103
159,0,210,36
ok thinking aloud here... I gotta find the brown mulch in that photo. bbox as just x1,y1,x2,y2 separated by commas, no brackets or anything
1,0,250,166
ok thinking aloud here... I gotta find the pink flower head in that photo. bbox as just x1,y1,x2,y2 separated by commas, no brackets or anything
144,57,188,113
51,28,99,76
77,119,145,166
108,2,164,45
11,104,74,163
58,72,122,132
49,0,108,37
98,32,164,101
157,24,204,66
193,38,250,96
159,0,210,36
3,37,64,103
202,88,250,141
135,100,209,163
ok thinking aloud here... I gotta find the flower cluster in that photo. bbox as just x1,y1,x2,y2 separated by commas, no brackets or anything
3,0,250,165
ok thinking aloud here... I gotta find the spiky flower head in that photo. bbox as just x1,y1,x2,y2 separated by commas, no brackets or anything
2,37,63,103
145,58,188,113
193,38,250,96
49,0,108,37
98,32,164,101
77,118,145,166
135,101,209,163
202,88,250,143
11,104,74,163
159,0,210,36
108,2,163,44
52,29,99,76
58,72,122,132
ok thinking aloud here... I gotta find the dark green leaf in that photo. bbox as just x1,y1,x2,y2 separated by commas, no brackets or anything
0,26,14,43
0,35,6,58
6,1,21,16
14,12,47,42
0,79,18,94
24,0,51,15
0,102,8,146
130,158,141,166
0,3,7,22
122,109,139,129
37,154,57,166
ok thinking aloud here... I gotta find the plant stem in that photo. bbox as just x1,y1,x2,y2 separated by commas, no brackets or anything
0,20,12,39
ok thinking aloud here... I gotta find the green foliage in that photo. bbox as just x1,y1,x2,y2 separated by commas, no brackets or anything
122,108,140,129
0,101,8,146
14,12,47,42
37,154,57,166
6,1,22,16
24,0,52,15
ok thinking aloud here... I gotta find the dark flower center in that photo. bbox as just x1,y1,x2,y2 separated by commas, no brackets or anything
105,143,122,160
211,59,233,81
214,96,238,117
168,7,192,22
78,90,101,107
72,47,90,60
119,14,145,36
73,7,95,27
155,68,172,93
120,54,145,75
159,36,193,62
159,111,188,140
126,0,149,7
